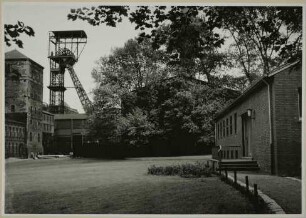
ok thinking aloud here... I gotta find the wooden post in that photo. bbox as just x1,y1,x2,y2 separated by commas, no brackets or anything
234,171,237,184
245,176,249,193
254,184,258,198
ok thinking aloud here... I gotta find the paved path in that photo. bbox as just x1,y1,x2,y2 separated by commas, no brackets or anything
227,171,301,214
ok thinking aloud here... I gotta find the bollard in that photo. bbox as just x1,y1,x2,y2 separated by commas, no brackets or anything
254,184,258,198
245,176,249,193
234,171,237,184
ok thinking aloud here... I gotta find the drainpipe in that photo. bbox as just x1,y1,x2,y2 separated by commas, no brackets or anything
262,78,275,174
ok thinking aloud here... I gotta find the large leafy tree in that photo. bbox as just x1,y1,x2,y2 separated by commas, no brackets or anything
69,6,225,81
92,38,170,92
68,6,302,82
205,6,302,79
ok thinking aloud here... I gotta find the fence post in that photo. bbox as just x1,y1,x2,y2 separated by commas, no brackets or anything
245,176,249,193
234,171,237,184
254,184,258,198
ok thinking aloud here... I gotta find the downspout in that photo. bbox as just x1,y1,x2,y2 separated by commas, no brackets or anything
262,78,275,174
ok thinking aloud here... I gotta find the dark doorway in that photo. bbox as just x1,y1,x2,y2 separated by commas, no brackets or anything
241,113,251,157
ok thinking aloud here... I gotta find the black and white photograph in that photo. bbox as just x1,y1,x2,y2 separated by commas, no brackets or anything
2,1,304,216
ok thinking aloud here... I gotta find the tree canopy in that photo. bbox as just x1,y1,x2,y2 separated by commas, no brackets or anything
68,6,302,82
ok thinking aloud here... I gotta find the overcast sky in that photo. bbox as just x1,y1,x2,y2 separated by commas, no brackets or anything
3,2,141,113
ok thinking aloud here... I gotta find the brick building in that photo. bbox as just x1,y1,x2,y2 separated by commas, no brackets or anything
53,114,89,154
5,49,44,156
5,117,27,158
42,110,55,154
214,62,302,176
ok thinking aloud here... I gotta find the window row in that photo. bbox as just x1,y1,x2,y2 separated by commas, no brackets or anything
43,124,53,132
217,113,237,139
43,114,54,122
6,126,25,138
6,142,21,156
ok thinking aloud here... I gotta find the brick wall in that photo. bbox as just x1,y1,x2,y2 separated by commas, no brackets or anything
272,65,302,176
216,85,272,173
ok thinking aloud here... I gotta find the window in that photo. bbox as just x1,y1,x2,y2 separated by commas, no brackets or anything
8,143,11,154
223,120,225,137
226,118,229,136
234,113,237,134
30,132,32,141
298,87,302,119
9,127,11,137
230,116,233,135
11,105,15,112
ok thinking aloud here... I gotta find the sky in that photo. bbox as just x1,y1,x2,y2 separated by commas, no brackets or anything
3,2,141,113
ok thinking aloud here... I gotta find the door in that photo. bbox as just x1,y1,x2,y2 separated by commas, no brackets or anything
241,114,251,157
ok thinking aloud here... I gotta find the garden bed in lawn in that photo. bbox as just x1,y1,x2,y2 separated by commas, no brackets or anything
5,156,268,214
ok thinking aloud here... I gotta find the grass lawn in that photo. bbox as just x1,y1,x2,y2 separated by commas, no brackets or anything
6,156,264,214
228,172,301,214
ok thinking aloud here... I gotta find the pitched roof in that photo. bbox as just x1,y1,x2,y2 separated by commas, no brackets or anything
214,61,301,120
5,49,44,69
5,49,29,59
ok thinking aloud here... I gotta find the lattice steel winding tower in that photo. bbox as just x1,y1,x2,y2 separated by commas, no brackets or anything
48,30,92,114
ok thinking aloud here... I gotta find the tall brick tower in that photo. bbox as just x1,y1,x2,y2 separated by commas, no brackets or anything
5,49,44,156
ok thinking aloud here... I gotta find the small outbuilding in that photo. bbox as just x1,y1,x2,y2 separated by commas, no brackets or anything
213,61,302,176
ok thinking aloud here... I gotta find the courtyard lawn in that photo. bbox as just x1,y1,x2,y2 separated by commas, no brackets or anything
6,156,263,214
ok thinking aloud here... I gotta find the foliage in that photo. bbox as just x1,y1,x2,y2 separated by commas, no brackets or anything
118,107,156,147
4,21,35,48
205,7,302,78
69,6,302,82
147,161,212,177
92,38,170,91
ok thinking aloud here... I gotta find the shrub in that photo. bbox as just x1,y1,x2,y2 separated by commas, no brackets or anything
148,161,212,178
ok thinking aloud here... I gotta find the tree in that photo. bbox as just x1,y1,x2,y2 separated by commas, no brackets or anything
68,6,302,82
205,7,302,79
118,107,156,148
4,21,35,48
92,38,170,91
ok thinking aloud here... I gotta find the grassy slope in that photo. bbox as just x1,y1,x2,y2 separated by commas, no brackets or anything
6,157,260,214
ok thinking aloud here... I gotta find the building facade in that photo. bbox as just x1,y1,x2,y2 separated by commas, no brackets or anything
53,114,89,154
5,118,27,158
5,49,44,157
214,62,302,176
42,110,55,154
